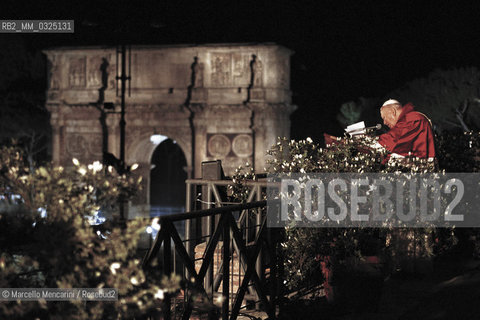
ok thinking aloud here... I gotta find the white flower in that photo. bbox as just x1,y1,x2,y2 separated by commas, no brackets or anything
88,161,103,173
72,158,80,166
130,163,139,171
110,262,121,274
154,289,164,300
78,167,87,176
130,277,139,285
306,137,313,143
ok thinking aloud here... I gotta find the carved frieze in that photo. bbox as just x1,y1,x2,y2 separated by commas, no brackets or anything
106,56,116,89
209,53,263,88
68,57,86,88
87,56,103,88
232,53,249,86
211,53,231,86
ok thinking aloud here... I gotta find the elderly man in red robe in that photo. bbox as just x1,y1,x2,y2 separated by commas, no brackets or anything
376,99,436,160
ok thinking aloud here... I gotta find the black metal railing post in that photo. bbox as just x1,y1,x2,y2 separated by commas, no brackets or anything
163,233,172,320
255,184,263,310
222,214,230,320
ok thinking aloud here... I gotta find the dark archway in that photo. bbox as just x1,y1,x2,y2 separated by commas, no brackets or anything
150,138,187,216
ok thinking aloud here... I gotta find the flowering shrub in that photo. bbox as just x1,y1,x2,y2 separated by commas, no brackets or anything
0,146,179,319
266,136,443,290
228,162,256,203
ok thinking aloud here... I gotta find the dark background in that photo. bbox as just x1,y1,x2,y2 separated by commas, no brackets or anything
2,0,480,140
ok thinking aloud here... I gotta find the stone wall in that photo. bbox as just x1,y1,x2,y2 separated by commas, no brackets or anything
44,43,296,217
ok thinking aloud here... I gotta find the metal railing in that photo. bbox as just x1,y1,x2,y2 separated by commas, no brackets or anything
184,178,267,292
142,199,282,320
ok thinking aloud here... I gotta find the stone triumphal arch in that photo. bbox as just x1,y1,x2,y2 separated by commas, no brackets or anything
44,43,296,218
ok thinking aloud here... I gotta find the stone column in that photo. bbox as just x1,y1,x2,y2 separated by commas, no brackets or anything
194,123,208,179
107,112,120,159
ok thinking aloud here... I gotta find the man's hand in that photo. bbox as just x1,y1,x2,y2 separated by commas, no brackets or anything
323,133,341,146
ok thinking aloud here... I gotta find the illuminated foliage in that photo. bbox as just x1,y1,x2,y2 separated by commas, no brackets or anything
265,137,448,290
0,146,180,319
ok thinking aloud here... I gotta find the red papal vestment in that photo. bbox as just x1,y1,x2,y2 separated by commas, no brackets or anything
378,103,436,159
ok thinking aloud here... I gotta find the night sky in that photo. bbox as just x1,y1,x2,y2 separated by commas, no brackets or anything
2,1,480,140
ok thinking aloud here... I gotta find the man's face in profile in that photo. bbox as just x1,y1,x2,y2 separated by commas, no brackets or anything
380,107,398,128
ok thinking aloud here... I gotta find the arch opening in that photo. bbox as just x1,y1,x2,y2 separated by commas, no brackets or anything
149,138,187,217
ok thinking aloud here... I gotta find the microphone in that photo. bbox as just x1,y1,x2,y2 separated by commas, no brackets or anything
348,124,382,134
367,123,383,132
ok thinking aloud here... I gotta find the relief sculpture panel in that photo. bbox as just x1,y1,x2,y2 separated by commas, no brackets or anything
207,133,253,174
66,134,88,159
68,57,86,88
211,53,231,87
231,134,253,157
65,133,103,163
106,55,117,90
87,56,103,88
207,134,231,158
207,133,253,158
232,53,249,86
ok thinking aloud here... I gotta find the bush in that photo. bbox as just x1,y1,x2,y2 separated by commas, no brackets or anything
0,146,179,319
265,136,447,290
